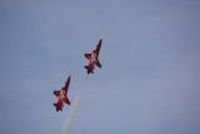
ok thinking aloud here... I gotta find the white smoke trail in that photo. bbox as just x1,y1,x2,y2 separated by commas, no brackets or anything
63,96,81,134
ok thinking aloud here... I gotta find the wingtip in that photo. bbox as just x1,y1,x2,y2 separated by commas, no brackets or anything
53,90,59,96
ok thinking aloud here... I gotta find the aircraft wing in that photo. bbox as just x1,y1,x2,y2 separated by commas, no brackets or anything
53,90,60,96
93,39,102,57
64,97,71,105
95,58,102,68
84,53,92,60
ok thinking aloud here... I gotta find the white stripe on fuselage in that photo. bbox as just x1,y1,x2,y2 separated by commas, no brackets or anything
90,53,97,63
59,90,66,100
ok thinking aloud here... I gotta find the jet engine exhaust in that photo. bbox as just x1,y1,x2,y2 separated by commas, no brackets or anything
63,96,80,134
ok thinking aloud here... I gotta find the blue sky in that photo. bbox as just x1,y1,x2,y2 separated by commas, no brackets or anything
0,0,200,134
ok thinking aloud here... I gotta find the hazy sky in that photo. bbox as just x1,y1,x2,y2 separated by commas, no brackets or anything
0,0,200,134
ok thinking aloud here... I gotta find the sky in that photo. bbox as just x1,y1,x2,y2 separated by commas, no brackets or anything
0,0,200,134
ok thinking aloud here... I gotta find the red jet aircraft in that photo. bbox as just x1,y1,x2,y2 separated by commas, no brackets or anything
53,76,71,112
84,39,102,74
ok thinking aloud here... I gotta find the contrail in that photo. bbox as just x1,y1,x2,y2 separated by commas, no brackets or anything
63,96,81,134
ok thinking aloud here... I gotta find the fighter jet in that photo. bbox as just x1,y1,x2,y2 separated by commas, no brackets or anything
84,38,102,74
53,76,71,112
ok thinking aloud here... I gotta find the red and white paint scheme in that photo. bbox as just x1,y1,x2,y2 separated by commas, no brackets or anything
84,39,102,74
53,76,71,112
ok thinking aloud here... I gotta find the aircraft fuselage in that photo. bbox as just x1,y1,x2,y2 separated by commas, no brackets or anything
90,52,97,64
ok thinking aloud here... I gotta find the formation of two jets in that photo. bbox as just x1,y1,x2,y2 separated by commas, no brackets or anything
53,39,103,111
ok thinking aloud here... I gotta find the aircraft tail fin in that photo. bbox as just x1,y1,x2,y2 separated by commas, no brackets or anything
84,65,94,74
53,102,63,112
